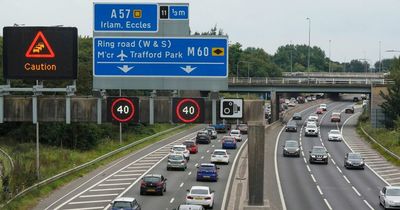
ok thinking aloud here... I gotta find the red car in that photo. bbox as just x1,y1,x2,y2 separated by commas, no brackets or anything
316,108,323,114
182,140,198,154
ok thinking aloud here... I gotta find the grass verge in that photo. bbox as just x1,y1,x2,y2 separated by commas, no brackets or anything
1,124,193,210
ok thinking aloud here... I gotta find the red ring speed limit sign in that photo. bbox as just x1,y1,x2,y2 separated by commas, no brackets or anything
107,97,139,123
172,98,205,123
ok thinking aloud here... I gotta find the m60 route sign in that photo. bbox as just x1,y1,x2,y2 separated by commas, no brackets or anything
172,98,205,123
107,97,139,123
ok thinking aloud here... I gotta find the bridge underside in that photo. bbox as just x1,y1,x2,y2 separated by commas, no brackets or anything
226,86,371,93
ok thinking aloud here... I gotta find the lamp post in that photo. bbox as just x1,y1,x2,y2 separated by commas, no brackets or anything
236,61,253,79
306,18,311,72
290,41,293,72
329,40,331,72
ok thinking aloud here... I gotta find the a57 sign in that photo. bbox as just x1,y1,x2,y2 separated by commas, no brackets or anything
107,97,140,123
172,98,205,123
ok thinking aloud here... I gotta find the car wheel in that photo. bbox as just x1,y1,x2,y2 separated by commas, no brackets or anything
159,190,163,196
167,167,170,171
297,154,301,158
283,153,286,157
325,161,328,165
140,190,145,195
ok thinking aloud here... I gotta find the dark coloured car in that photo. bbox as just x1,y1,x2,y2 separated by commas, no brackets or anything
140,174,167,195
292,112,302,120
330,112,341,122
196,163,219,182
345,106,354,114
344,153,364,169
111,197,141,210
222,136,237,149
353,97,359,102
210,123,229,133
282,140,300,157
309,146,328,164
196,131,211,144
285,120,297,132
236,124,248,134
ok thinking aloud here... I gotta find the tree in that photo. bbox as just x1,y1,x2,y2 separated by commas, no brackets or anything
347,59,369,72
380,57,400,128
374,58,395,72
229,42,243,77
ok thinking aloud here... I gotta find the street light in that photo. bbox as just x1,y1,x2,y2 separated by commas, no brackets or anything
306,18,311,72
290,41,293,72
236,61,253,79
329,40,331,72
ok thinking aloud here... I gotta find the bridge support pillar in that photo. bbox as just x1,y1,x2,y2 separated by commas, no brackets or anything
66,96,71,124
0,96,3,123
97,98,102,124
270,91,279,122
149,90,156,125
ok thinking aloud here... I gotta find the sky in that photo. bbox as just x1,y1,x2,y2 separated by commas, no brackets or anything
1,0,400,65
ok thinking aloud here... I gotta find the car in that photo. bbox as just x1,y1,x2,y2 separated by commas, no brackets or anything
309,146,328,164
288,101,296,107
196,163,219,182
362,100,368,108
182,140,198,154
210,123,229,133
282,140,300,157
173,204,205,210
305,124,319,137
361,94,367,100
205,127,217,139
308,114,319,122
379,186,400,209
167,154,187,171
111,197,141,210
285,120,297,132
170,145,190,160
330,112,341,122
353,97,359,102
292,112,302,120
316,108,323,114
328,129,342,141
196,131,211,144
236,124,248,134
344,106,354,114
319,104,327,111
306,121,317,127
344,153,364,169
186,186,215,209
140,174,167,195
229,129,243,142
210,149,229,164
222,136,237,149
311,95,317,101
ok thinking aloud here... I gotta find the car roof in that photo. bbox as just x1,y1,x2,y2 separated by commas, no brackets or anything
173,145,186,148
312,146,325,149
169,153,184,157
183,140,196,143
200,163,216,167
144,174,162,178
113,197,136,202
332,112,341,115
329,129,340,132
190,186,210,190
213,149,227,152
222,136,235,139
285,140,298,144
231,129,240,132
178,204,204,210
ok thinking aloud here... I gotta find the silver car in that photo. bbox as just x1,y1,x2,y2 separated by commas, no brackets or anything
167,154,187,171
379,186,400,209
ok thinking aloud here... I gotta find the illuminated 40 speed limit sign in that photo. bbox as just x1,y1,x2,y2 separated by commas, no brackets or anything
172,98,205,123
107,97,139,123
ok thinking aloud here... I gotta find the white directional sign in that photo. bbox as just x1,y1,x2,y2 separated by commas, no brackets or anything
220,99,243,119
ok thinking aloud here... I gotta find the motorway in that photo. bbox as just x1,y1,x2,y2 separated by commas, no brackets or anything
37,125,247,210
277,100,388,210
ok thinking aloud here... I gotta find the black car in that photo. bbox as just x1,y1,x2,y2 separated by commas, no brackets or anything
285,120,297,132
196,131,211,144
344,153,364,169
283,140,300,157
292,112,302,120
344,106,354,114
309,146,328,164
353,97,359,102
140,174,167,195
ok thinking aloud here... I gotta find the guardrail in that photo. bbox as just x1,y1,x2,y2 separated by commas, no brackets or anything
0,147,14,170
228,77,393,86
0,124,186,208
360,125,400,161
282,72,385,78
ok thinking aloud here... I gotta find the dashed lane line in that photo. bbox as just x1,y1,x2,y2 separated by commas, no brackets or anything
363,200,374,210
352,186,361,196
324,199,333,210
317,185,323,195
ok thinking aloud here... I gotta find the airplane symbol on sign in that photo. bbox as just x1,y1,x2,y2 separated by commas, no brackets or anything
117,50,128,61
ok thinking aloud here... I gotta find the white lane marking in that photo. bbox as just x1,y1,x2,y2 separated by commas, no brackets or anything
273,125,288,210
311,174,316,183
352,186,361,196
170,198,175,204
336,166,343,174
69,200,111,205
188,171,192,176
363,200,374,210
201,156,204,159
317,185,323,195
372,166,394,170
306,165,311,172
301,151,305,157
212,145,215,148
179,182,184,188
98,183,131,187
121,170,147,173
63,207,104,210
343,175,350,184
106,178,137,182
206,150,210,153
375,169,398,173
386,177,400,181
126,166,150,169
89,188,124,192
331,159,336,165
300,146,303,151
195,163,198,167
381,172,400,177
80,193,118,198
114,173,141,177
324,199,333,210
303,157,307,164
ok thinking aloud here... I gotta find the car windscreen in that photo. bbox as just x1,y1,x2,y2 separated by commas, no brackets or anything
312,148,326,154
285,141,298,147
213,151,226,155
169,155,183,160
143,176,161,182
112,201,132,208
191,189,209,195
307,125,317,128
224,139,234,143
348,153,362,160
387,188,400,196
199,165,215,171
173,147,185,151
330,130,341,134
230,131,240,135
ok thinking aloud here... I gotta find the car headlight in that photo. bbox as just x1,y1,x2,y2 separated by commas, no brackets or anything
388,200,395,205
296,148,300,151
323,155,327,158
284,148,288,151
360,161,364,164
311,155,316,158
346,161,352,164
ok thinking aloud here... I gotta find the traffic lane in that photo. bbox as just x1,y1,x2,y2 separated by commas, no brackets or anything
41,125,204,210
301,102,371,210
122,133,247,210
320,110,387,209
278,113,328,210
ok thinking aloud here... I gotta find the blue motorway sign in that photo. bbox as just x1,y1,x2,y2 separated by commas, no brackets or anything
94,3,158,32
169,6,189,19
93,37,228,77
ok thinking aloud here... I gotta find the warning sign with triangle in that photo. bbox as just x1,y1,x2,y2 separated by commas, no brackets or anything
25,31,55,58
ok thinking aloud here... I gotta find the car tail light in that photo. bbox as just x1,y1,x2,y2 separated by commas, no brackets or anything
156,182,163,186
187,196,193,199
205,197,211,200
212,155,216,157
